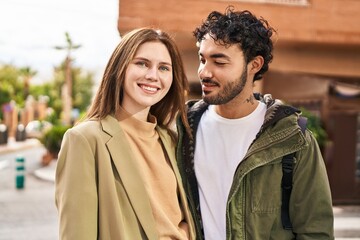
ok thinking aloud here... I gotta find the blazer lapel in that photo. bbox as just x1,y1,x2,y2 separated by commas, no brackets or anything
101,116,158,239
157,127,196,239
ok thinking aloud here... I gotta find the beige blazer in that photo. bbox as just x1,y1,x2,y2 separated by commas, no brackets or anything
55,115,195,240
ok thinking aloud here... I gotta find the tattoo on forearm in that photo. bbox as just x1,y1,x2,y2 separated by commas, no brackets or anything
244,95,255,104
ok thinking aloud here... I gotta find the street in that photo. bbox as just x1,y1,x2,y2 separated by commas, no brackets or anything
0,146,58,240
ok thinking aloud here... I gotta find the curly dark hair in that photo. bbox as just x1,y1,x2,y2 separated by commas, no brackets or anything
193,6,275,81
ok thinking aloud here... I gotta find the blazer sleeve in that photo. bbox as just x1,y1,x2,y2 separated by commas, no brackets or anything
55,128,98,240
291,130,334,240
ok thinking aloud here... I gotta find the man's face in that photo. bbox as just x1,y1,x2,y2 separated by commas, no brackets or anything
197,34,248,105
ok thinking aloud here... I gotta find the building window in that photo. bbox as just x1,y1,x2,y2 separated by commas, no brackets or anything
222,0,309,6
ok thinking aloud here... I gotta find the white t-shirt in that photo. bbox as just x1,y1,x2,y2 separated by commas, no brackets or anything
194,102,266,240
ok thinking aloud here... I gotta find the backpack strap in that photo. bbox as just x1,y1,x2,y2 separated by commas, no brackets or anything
281,116,307,230
281,152,296,230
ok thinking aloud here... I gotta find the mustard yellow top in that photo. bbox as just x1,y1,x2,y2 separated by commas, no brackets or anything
118,107,189,239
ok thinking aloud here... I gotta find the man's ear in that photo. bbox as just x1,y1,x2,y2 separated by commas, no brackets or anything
249,56,264,73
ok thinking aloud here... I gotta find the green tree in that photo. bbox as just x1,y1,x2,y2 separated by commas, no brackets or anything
30,66,94,123
72,70,94,112
300,107,328,150
30,61,94,122
54,32,82,125
52,60,94,114
29,32,94,124
0,64,29,119
19,66,37,99
30,83,61,124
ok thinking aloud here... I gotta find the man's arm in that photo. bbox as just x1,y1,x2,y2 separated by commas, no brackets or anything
291,130,334,239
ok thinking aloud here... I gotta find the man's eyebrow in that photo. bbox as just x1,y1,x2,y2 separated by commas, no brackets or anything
199,52,231,61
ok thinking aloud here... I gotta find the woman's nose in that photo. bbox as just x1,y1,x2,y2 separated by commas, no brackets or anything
145,67,159,81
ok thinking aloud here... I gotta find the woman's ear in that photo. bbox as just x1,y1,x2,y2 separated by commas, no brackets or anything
249,56,264,73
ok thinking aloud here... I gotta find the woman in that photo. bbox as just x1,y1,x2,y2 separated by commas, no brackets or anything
55,28,194,239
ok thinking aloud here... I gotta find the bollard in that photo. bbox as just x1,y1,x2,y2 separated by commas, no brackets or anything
16,124,27,142
15,156,25,189
0,124,8,145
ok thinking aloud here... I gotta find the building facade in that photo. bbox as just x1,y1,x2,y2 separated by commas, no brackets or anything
117,0,360,204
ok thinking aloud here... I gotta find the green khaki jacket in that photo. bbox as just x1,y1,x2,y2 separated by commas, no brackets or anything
176,94,334,240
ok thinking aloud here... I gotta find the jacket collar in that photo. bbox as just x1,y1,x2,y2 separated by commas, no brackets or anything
257,93,300,133
186,94,304,152
186,94,300,131
158,128,197,240
100,115,158,239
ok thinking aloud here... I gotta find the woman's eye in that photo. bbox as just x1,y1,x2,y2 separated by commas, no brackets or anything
159,65,170,71
135,61,147,67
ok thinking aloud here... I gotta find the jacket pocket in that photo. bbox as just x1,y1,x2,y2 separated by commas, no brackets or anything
250,161,282,213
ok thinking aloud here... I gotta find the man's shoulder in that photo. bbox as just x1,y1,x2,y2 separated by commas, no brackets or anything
261,93,302,130
186,99,206,109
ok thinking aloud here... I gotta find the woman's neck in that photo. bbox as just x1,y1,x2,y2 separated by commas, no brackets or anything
117,105,150,122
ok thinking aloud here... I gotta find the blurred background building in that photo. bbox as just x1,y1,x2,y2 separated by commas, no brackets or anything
117,0,360,204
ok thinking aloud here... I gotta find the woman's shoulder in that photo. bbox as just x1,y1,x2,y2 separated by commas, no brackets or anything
69,115,119,138
73,119,101,131
66,119,102,139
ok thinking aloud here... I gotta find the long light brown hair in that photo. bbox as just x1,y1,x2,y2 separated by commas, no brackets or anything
87,28,190,137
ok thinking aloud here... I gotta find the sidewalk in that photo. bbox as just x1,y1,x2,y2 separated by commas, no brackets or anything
0,139,57,240
0,138,360,239
334,205,360,239
0,137,42,155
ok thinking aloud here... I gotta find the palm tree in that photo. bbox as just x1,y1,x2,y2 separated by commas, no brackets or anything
54,32,81,126
19,67,37,100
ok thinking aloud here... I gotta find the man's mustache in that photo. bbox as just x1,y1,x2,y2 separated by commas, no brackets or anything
200,78,220,86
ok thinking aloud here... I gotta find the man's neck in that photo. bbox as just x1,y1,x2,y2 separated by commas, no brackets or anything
213,93,259,119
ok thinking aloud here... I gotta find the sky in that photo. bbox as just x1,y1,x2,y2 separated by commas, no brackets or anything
0,0,120,85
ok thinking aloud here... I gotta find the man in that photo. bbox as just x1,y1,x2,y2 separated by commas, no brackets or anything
176,7,334,239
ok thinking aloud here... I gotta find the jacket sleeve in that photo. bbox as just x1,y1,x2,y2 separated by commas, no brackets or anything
291,130,334,240
55,128,98,240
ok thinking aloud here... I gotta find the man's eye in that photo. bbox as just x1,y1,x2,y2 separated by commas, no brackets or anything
215,62,226,66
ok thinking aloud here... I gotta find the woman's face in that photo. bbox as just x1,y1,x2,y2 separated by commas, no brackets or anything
122,41,173,114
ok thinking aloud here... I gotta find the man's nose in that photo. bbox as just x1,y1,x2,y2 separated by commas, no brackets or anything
198,64,213,80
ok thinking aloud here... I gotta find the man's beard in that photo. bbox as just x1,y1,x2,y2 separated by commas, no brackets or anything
202,67,247,105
